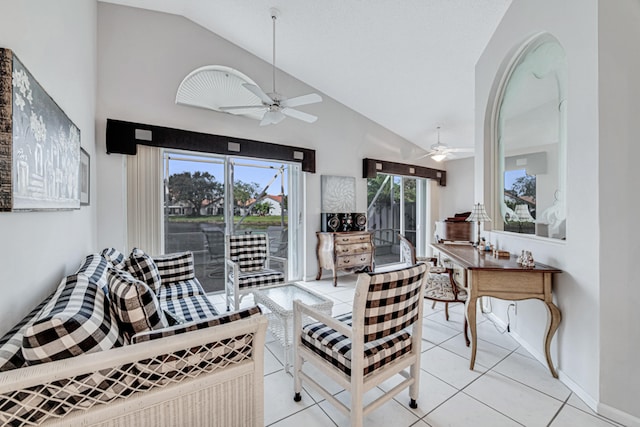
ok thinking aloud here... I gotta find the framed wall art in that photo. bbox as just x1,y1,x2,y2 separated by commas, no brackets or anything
0,48,81,211
321,175,356,213
80,147,89,206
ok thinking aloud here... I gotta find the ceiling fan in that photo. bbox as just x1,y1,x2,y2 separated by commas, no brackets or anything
422,126,474,162
219,8,322,126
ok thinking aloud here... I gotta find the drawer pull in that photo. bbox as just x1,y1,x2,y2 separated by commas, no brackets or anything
343,259,350,263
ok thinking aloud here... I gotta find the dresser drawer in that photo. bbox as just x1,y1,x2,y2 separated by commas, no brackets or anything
335,243,372,255
336,253,372,268
334,233,371,245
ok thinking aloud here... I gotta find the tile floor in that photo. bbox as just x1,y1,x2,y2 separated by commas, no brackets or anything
209,274,624,427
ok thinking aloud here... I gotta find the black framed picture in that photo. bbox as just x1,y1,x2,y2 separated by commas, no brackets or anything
80,147,89,206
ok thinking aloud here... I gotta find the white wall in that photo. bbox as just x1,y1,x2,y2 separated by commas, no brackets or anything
0,0,97,335
597,0,640,421
438,156,475,220
96,3,442,282
477,0,640,424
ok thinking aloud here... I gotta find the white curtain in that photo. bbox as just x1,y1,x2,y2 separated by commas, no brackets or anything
126,145,163,255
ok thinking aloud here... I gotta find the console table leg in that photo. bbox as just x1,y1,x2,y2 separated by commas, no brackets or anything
544,301,561,378
466,295,478,370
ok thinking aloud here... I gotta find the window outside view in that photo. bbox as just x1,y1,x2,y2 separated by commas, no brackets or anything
503,169,536,235
164,152,289,293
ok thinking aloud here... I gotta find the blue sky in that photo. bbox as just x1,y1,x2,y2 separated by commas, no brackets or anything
505,169,526,190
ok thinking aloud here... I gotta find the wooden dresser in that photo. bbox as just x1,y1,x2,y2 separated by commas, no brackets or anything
316,231,374,286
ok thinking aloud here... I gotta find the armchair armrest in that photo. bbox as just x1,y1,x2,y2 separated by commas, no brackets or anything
293,300,351,338
265,255,288,280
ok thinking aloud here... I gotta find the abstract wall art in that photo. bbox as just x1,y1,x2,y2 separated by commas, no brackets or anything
321,175,356,213
0,48,80,211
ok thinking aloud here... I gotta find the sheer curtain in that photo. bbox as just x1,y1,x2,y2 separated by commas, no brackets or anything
126,145,163,255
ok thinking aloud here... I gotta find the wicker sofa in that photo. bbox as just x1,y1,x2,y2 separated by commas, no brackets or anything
0,248,267,427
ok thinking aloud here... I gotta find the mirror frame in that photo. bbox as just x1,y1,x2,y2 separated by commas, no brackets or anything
492,33,567,241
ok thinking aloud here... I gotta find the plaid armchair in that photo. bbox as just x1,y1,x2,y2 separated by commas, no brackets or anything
292,263,427,427
225,233,287,311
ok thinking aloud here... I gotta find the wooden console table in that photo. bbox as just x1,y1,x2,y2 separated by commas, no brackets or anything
432,243,562,378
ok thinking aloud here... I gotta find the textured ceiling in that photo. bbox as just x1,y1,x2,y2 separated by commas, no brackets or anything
100,0,511,159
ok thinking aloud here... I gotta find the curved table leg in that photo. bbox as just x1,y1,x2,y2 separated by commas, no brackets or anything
544,301,562,378
466,295,478,370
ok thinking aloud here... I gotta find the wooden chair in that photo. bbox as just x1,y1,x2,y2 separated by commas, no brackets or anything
225,233,287,311
292,263,428,427
398,234,469,346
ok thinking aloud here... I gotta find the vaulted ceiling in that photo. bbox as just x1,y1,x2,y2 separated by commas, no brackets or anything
100,0,511,159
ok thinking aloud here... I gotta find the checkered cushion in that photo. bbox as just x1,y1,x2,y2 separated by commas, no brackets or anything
76,253,110,294
301,313,413,377
228,234,268,272
101,247,127,270
108,269,168,340
157,279,205,301
127,248,163,294
362,263,427,342
230,269,285,290
160,294,219,323
131,306,261,343
21,274,123,365
153,251,195,284
0,295,52,372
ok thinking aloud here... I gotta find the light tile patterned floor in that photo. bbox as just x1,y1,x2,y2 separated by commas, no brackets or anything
209,274,624,427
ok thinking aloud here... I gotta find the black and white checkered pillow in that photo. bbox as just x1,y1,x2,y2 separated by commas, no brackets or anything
153,251,195,284
76,253,111,294
101,247,128,270
228,234,268,272
127,248,162,293
108,268,168,340
21,274,123,365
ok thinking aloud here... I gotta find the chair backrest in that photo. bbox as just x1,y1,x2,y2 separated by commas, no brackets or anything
357,263,427,343
226,233,269,272
203,228,225,258
398,234,417,265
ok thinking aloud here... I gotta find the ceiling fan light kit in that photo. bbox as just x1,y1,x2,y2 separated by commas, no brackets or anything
176,7,322,126
422,126,474,162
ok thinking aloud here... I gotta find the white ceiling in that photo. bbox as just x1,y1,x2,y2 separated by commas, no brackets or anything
100,0,511,159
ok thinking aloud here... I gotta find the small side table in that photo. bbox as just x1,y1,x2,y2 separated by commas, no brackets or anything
253,283,333,373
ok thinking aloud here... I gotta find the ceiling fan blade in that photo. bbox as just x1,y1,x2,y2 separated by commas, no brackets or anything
282,93,322,108
281,108,318,123
219,105,266,111
260,110,285,126
243,83,274,105
448,147,475,153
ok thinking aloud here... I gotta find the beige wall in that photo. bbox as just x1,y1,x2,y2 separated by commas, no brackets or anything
0,0,97,335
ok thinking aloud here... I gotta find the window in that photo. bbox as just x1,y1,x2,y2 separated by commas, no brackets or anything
367,174,427,267
163,150,301,293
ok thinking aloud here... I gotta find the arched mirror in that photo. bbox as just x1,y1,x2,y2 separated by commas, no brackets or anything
496,35,567,240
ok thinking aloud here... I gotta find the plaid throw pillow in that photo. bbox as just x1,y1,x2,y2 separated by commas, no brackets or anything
76,253,110,294
101,247,127,270
22,274,122,365
108,269,168,340
153,251,195,284
127,248,162,293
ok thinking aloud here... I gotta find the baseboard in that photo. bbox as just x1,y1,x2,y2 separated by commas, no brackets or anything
485,312,639,427
598,402,640,427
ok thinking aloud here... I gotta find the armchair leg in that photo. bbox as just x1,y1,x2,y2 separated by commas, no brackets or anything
410,399,418,409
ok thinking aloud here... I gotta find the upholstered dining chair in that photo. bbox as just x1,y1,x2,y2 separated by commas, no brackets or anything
292,263,428,427
225,233,287,311
398,234,469,347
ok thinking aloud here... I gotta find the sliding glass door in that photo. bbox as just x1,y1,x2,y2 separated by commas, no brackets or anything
367,173,425,267
163,150,299,293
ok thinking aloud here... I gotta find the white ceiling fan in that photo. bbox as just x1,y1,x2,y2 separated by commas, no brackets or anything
219,8,322,126
422,126,474,162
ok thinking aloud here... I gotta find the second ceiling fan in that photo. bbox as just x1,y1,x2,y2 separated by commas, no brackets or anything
220,8,322,126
